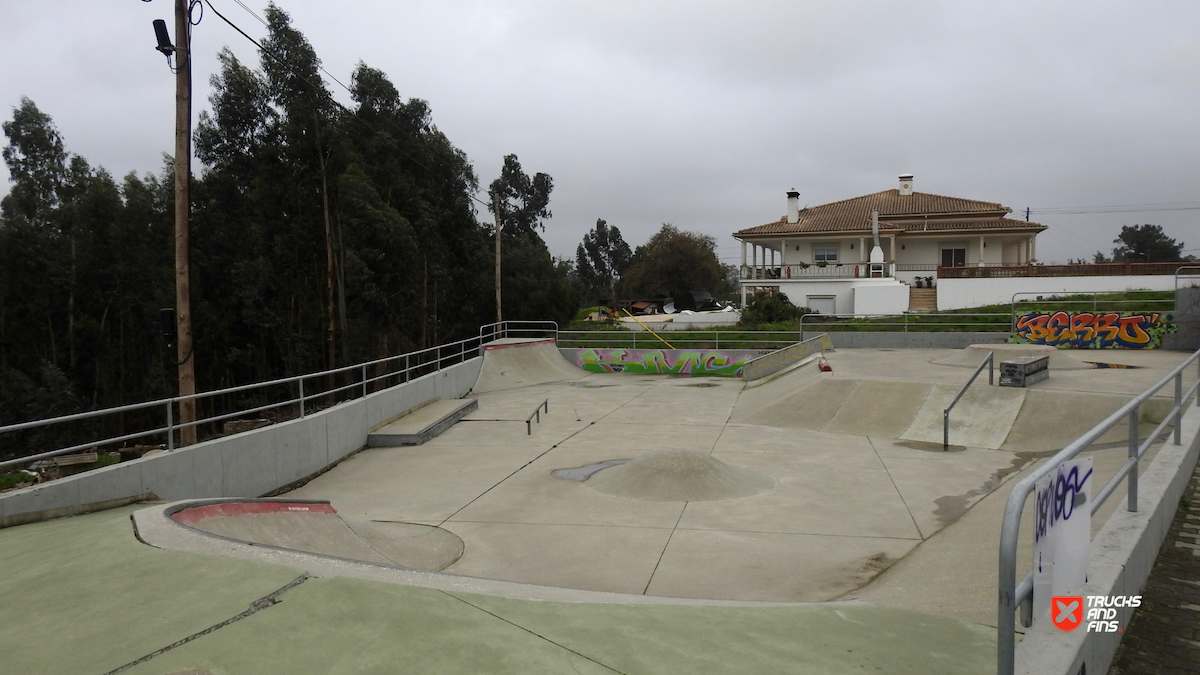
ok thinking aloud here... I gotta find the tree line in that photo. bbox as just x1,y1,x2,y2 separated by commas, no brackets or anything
0,4,727,442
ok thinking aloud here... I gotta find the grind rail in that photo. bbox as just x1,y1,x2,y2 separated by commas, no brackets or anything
0,321,557,470
944,353,994,450
996,346,1200,675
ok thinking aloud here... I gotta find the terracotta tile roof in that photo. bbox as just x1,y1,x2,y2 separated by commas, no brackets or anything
734,189,1039,237
898,217,1046,233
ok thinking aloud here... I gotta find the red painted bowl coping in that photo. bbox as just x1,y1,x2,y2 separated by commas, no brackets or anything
171,501,336,525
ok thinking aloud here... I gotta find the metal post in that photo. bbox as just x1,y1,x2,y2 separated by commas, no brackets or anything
299,379,306,418
989,355,994,385
362,365,368,397
166,401,174,451
1176,372,1184,444
1128,406,1139,512
716,332,720,350
405,354,410,383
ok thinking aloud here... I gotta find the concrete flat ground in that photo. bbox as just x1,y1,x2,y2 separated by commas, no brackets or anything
3,342,1195,674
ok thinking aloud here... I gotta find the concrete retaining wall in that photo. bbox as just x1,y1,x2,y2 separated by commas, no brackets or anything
0,357,483,528
1015,397,1200,675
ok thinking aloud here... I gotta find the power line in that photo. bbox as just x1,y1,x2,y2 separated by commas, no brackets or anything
200,0,494,212
1028,201,1200,215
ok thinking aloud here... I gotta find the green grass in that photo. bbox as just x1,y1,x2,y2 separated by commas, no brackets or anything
0,472,33,491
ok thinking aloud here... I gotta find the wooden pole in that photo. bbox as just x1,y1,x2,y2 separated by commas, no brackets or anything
174,0,197,446
493,192,502,323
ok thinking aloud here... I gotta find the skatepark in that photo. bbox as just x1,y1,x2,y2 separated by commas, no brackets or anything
2,334,1199,674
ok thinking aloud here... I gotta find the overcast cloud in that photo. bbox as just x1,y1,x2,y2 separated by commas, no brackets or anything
1,1,1198,266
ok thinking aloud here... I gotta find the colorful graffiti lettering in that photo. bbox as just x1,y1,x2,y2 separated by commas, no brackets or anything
1010,311,1176,349
574,348,756,377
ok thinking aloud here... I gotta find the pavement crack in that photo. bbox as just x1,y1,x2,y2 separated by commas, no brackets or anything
440,591,628,674
643,503,687,595
867,436,925,540
101,573,310,675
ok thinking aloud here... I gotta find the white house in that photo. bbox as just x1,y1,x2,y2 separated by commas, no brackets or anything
734,175,1047,314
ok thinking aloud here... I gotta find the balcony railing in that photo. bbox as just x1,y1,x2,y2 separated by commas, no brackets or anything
939,261,1199,279
740,263,893,280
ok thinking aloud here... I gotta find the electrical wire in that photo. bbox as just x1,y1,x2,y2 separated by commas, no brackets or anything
200,0,495,212
1027,202,1200,215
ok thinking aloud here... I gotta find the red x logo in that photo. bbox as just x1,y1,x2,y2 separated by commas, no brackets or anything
1052,596,1084,631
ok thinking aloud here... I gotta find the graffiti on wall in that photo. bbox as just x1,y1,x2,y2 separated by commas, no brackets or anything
1010,311,1176,349
573,348,757,377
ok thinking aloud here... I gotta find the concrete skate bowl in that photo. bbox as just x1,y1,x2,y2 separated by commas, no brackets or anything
732,367,1173,452
168,500,464,572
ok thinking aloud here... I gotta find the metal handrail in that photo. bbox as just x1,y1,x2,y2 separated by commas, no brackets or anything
943,353,993,449
798,312,1011,341
1176,265,1200,291
525,399,549,435
996,346,1200,675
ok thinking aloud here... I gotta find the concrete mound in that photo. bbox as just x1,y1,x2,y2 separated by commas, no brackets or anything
585,449,774,502
931,343,1089,370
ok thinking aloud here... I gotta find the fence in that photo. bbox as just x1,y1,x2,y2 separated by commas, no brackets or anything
797,312,1011,341
0,321,556,471
941,261,1198,279
558,330,807,351
996,346,1200,675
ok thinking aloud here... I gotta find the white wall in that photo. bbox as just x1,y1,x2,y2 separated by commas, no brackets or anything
854,283,911,314
772,278,906,314
937,275,1179,311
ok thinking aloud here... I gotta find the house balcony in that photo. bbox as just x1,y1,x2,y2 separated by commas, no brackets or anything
740,263,894,281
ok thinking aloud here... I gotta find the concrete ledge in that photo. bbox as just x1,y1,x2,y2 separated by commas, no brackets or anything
1014,400,1200,675
367,398,479,447
0,356,483,528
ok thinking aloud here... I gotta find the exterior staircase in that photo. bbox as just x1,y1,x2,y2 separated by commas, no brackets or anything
908,287,938,313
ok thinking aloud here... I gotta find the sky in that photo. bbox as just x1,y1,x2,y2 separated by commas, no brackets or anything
1,0,1198,266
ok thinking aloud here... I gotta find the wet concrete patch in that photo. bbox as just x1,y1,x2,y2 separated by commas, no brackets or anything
895,440,967,453
932,453,1039,527
551,459,630,481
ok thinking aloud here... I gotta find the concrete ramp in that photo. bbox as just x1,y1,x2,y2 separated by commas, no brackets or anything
734,377,854,429
900,384,1026,449
1000,390,1173,452
823,381,933,438
170,501,463,571
473,338,588,393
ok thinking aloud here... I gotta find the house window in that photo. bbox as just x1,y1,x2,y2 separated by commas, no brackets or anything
940,247,966,267
814,245,838,262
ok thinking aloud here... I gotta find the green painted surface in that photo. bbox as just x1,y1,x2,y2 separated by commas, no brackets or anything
0,505,302,674
1,505,997,675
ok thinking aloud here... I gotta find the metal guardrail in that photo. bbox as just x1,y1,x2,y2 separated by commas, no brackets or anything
943,353,993,449
996,346,1200,675
0,321,558,471
798,312,1011,341
1176,265,1200,291
558,330,795,351
525,399,549,435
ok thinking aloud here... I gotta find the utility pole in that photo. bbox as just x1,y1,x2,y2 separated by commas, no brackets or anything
493,192,502,323
173,0,197,446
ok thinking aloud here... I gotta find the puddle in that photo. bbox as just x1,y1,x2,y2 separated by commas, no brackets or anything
932,452,1039,527
682,382,721,388
551,459,630,481
895,440,966,453
571,382,617,388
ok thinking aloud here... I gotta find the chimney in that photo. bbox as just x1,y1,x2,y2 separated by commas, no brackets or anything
786,188,800,224
898,173,914,196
